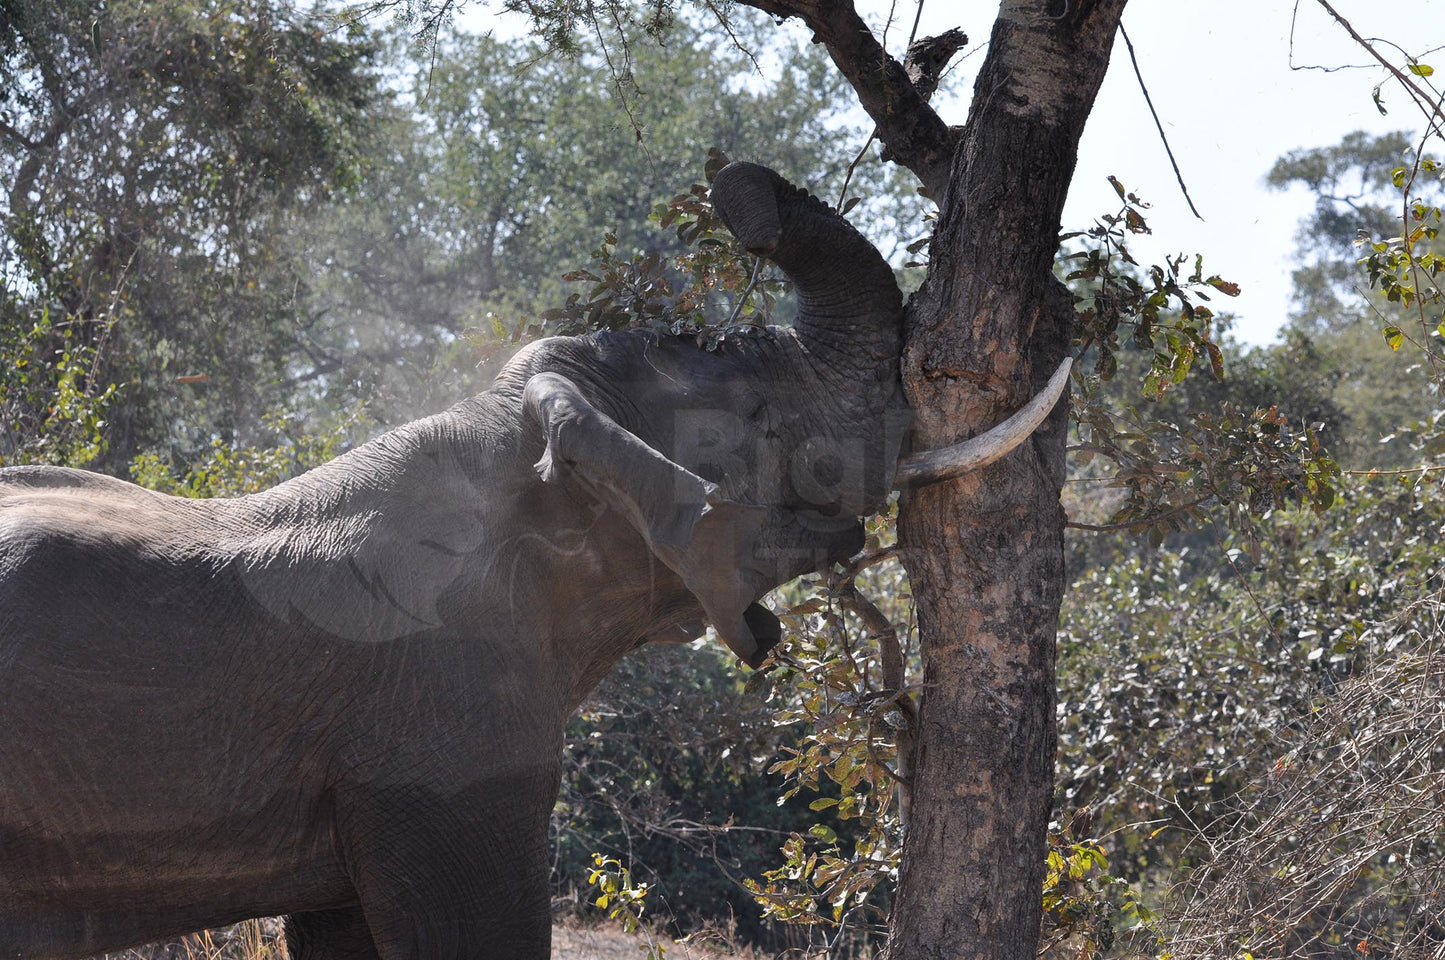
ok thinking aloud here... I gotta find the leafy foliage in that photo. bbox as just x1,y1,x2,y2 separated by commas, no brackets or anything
1,0,379,471
0,303,120,467
1266,131,1444,467
129,408,363,497
743,547,910,941
527,159,789,346
1041,824,1160,960
588,853,667,959
554,641,830,950
1066,178,1236,395
1064,181,1341,544
268,12,924,425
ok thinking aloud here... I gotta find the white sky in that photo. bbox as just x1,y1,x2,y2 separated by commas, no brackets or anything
458,0,1445,345
886,0,1445,345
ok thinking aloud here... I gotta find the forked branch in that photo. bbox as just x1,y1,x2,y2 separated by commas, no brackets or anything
732,0,957,196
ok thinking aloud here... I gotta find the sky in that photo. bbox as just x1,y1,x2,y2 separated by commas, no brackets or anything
458,0,1445,345
874,0,1445,345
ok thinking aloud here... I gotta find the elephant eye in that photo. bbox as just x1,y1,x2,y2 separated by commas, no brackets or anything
696,463,728,486
810,453,845,489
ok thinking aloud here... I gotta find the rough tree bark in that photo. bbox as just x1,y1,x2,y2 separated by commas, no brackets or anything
890,4,1125,955
736,0,1127,955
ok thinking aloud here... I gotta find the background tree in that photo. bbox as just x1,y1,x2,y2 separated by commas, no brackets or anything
0,0,378,470
1266,131,1444,467
282,14,925,426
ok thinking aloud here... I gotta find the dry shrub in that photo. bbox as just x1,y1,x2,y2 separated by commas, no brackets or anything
1165,597,1445,958
95,919,762,960
98,920,285,960
553,918,763,959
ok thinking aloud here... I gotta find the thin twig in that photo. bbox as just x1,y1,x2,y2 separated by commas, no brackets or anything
1355,282,1445,372
1119,22,1203,221
700,0,763,75
1346,464,1445,477
1212,520,1286,651
833,581,914,828
905,0,926,48
0,117,38,151
1064,495,1210,532
1313,0,1445,129
837,584,904,692
1396,132,1445,385
725,257,766,326
834,543,899,584
837,134,876,211
590,7,653,164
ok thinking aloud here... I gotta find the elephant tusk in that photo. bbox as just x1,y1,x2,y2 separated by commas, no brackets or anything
892,357,1073,488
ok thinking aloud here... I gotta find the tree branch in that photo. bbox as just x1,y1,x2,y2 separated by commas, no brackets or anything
1064,496,1211,533
0,118,38,151
1118,22,1202,220
1313,0,1445,129
734,0,957,196
834,580,915,827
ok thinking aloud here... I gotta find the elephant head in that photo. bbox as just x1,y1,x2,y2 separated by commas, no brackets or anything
519,160,1066,669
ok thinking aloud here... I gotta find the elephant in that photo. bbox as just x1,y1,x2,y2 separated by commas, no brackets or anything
0,161,1067,959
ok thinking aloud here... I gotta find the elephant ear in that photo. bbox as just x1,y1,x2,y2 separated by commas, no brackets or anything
523,372,781,668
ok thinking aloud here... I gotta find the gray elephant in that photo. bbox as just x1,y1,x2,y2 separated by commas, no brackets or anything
0,162,1065,959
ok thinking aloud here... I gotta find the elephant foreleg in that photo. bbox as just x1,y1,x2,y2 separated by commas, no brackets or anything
285,906,382,960
336,777,555,960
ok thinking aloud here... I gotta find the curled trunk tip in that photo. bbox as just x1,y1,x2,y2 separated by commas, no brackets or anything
710,161,786,255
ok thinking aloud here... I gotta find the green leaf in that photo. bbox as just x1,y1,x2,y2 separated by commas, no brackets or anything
808,797,839,811
1383,325,1404,350
809,823,838,844
1408,62,1435,77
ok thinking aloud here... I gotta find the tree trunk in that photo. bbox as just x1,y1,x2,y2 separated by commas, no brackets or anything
889,3,1125,957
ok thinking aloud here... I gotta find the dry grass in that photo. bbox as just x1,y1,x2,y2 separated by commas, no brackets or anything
95,919,754,960
98,920,286,960
1164,604,1445,959
553,921,758,959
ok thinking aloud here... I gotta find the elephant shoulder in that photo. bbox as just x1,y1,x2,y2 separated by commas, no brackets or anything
0,475,217,586
0,496,118,601
0,465,149,499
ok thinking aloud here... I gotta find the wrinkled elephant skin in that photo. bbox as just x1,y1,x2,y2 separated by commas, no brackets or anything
0,163,910,959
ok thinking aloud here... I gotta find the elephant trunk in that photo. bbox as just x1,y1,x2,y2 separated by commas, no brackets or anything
711,162,903,376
